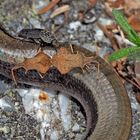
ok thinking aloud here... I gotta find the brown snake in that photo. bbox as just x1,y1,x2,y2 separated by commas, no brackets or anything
0,26,131,140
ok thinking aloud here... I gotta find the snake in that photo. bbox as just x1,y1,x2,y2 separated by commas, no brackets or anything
0,25,131,140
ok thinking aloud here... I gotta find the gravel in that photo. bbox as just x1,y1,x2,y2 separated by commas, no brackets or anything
0,0,140,139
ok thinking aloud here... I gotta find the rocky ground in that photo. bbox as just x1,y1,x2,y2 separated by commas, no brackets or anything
0,0,140,140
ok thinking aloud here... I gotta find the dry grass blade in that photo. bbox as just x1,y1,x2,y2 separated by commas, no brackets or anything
125,77,140,90
38,0,60,15
50,5,70,18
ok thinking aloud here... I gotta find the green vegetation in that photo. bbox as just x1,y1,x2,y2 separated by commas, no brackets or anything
108,9,140,61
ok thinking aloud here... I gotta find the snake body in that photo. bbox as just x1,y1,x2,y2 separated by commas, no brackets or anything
0,26,131,140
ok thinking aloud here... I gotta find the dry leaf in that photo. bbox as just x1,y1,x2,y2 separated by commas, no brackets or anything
12,50,51,75
109,0,125,8
128,16,140,32
38,0,60,15
50,5,70,18
51,47,94,74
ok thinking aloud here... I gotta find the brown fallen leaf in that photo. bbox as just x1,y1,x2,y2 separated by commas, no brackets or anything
109,0,125,8
12,50,51,84
116,61,124,71
127,15,140,32
51,47,94,74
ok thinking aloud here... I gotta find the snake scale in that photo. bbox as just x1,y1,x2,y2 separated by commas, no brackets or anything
0,26,131,140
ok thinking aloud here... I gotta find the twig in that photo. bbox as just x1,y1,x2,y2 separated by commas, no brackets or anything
50,5,70,18
125,77,140,89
